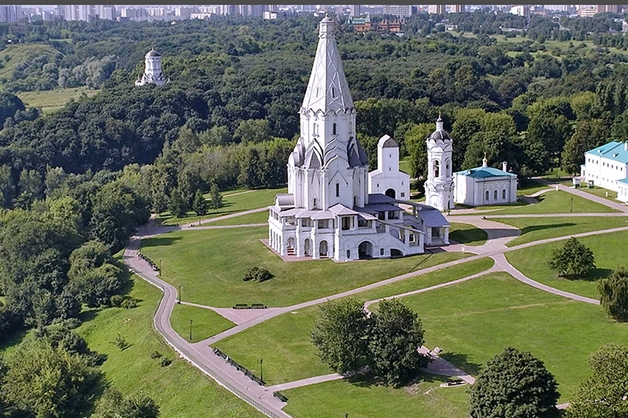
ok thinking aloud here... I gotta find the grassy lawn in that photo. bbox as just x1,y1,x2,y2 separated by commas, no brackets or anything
517,180,553,196
456,191,619,216
395,272,628,400
213,258,493,385
399,157,411,175
17,87,99,113
449,222,488,246
283,376,469,418
580,185,618,201
490,216,628,247
215,305,331,385
157,187,286,226
170,303,234,343
76,277,265,418
201,210,268,226
505,230,628,299
140,226,467,308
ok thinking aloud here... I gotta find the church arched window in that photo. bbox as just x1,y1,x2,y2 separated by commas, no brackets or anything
333,123,337,135
332,87,336,97
502,189,506,199
313,123,318,135
445,159,451,177
433,160,440,178
494,190,498,200
485,190,489,201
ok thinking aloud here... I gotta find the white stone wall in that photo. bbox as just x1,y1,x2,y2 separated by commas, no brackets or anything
584,154,628,193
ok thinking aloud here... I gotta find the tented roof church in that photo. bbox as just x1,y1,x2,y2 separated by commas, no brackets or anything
267,16,450,262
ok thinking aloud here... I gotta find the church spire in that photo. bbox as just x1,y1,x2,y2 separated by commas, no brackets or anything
301,16,354,114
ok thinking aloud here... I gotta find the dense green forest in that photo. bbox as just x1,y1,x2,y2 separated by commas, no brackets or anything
0,10,627,415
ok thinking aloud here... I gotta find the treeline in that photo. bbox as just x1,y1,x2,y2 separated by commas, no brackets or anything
0,320,159,417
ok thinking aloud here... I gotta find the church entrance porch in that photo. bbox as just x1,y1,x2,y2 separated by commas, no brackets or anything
304,238,312,257
358,241,374,259
385,188,396,199
287,237,296,256
319,240,328,258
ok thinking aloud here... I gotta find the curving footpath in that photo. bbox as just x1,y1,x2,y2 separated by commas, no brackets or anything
123,183,628,416
125,237,291,418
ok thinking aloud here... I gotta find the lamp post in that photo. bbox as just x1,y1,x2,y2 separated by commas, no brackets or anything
178,286,181,304
189,319,193,341
259,358,264,383
570,197,573,213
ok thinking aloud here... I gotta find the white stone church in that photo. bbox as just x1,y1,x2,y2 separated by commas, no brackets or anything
135,49,166,86
267,16,451,262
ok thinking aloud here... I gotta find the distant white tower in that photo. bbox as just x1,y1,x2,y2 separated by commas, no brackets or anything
135,49,166,86
425,115,454,211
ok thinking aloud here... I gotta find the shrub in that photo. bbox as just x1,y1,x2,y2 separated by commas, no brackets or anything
110,294,124,307
121,298,138,309
150,351,162,359
243,266,274,282
113,335,129,351
547,237,595,279
160,357,172,367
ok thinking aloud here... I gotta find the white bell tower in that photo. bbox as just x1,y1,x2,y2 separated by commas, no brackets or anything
425,115,454,211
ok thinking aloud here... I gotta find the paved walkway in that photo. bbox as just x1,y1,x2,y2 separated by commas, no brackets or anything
266,374,343,392
123,184,628,415
557,183,628,213
125,238,291,418
181,207,268,228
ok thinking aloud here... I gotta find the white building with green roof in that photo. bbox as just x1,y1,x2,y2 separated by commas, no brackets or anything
453,158,518,206
582,141,628,202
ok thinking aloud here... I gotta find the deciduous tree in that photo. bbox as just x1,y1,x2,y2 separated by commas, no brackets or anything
547,237,595,279
469,347,560,418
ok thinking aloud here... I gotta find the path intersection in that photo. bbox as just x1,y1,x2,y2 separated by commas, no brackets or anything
125,182,627,417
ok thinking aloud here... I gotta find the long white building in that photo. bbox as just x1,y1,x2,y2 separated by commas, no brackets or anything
582,141,628,202
267,16,450,262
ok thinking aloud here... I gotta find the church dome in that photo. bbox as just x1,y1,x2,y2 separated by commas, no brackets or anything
428,130,452,141
428,116,452,141
146,49,161,58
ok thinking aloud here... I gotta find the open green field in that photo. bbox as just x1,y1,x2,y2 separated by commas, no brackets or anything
141,226,467,307
202,210,268,226
490,216,628,246
396,272,628,400
157,187,286,226
455,190,618,216
171,303,235,343
17,87,99,113
505,230,628,299
283,376,469,418
0,44,61,80
213,258,494,385
76,277,265,418
449,222,488,246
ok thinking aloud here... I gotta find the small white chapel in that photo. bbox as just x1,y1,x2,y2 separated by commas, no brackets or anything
135,49,166,86
267,16,451,262
454,158,518,206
